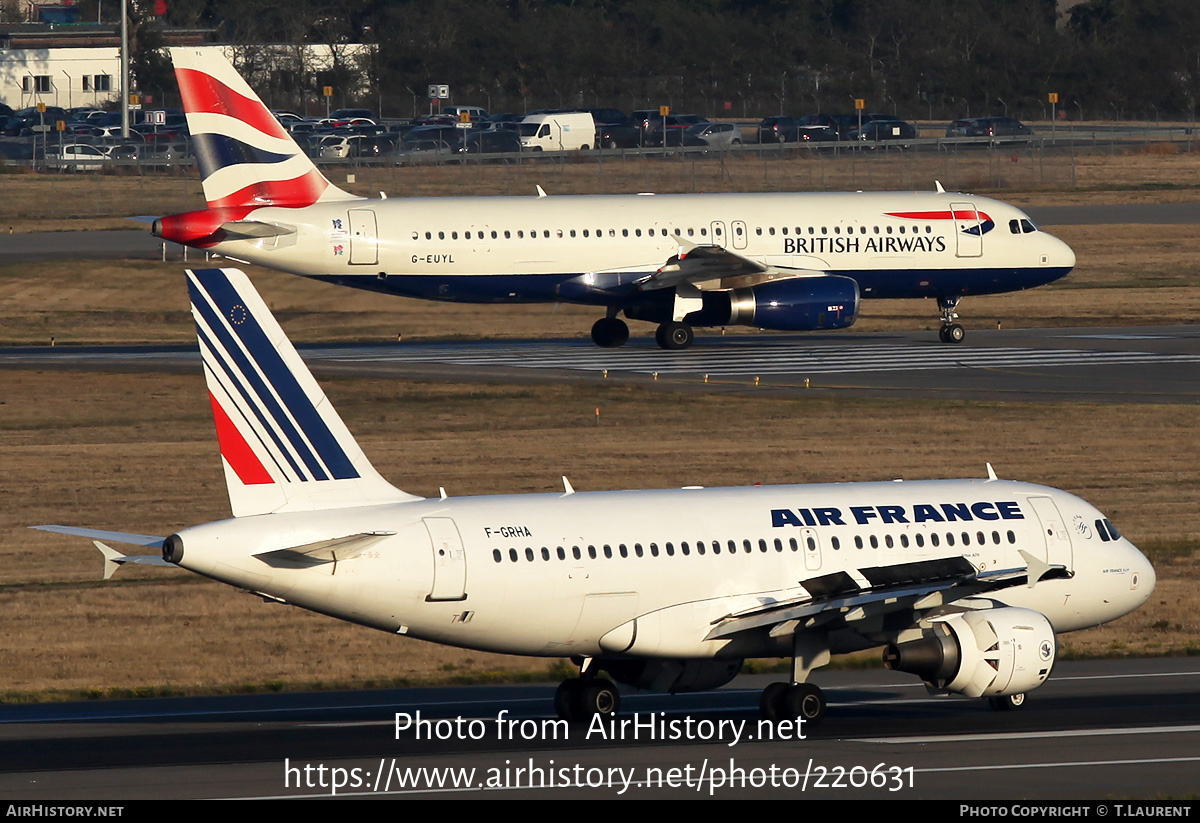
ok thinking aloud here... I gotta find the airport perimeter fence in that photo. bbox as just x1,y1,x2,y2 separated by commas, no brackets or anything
3,126,1196,224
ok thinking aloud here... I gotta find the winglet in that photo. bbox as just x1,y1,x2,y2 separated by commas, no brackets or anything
536,185,548,198
935,180,946,193
562,476,575,495
986,462,998,481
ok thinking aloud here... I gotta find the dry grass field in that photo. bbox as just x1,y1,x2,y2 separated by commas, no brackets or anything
1,145,1198,701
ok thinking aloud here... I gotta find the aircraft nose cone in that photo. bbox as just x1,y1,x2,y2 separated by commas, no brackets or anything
1060,237,1077,270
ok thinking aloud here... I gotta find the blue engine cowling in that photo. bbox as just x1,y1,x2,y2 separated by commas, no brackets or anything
625,275,859,331
729,275,859,331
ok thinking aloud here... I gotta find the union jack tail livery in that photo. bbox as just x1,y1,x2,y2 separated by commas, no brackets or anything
171,47,357,210
188,267,418,516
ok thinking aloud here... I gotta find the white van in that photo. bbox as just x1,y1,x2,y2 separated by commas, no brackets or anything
517,112,595,151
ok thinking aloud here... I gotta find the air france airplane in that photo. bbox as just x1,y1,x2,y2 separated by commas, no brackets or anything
35,268,1153,723
152,48,1075,350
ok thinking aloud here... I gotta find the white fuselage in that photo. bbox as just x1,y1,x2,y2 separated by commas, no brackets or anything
206,191,1074,305
172,478,1152,661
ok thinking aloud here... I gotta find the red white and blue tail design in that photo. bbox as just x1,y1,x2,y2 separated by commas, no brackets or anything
171,47,357,210
188,268,419,517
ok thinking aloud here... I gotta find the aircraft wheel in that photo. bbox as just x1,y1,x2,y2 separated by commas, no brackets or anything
760,681,790,722
582,679,620,717
942,323,965,344
554,678,584,722
782,682,826,725
590,317,629,348
655,321,694,351
988,693,1026,711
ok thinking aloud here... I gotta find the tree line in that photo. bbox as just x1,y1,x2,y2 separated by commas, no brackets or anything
94,0,1200,121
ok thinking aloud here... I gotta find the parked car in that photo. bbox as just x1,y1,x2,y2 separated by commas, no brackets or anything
52,143,109,171
587,108,639,148
846,119,918,146
946,116,1033,139
681,121,742,149
394,138,457,165
757,115,801,143
443,105,488,123
643,114,707,146
456,129,522,156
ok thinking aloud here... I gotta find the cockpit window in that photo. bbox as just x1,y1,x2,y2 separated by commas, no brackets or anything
1010,219,1021,234
1104,518,1121,540
1020,219,1037,233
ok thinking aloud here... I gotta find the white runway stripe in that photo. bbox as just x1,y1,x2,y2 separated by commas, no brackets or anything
319,343,1200,377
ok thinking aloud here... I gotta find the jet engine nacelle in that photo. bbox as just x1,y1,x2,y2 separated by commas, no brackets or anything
602,659,743,693
882,607,1056,698
727,275,860,331
625,275,859,331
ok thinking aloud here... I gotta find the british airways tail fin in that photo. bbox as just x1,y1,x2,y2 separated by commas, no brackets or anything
188,267,420,517
170,47,359,210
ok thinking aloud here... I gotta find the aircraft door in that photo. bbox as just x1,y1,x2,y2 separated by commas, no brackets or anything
732,220,748,250
710,221,727,248
424,517,467,601
801,528,822,570
951,202,983,258
1028,496,1073,570
348,209,379,265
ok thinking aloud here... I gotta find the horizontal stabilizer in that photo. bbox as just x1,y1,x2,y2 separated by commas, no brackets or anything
219,221,296,240
31,525,165,547
254,532,395,566
93,540,173,580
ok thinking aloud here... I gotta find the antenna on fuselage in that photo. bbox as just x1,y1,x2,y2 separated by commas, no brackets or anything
536,185,548,198
935,180,946,193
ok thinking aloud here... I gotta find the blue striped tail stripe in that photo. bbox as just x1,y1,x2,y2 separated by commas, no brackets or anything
188,269,360,482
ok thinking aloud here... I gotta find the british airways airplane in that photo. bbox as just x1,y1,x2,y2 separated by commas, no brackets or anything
35,268,1153,723
152,48,1075,350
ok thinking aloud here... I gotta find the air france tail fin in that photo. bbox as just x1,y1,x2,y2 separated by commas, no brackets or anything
170,47,359,210
188,267,420,517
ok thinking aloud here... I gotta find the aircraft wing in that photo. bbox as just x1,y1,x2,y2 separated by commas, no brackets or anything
632,242,770,291
704,554,1070,641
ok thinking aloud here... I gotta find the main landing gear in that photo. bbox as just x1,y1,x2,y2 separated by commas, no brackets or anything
589,316,697,350
759,680,827,725
554,658,621,722
759,631,830,726
937,295,965,344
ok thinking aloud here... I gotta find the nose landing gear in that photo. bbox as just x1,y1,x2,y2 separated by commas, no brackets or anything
938,296,965,344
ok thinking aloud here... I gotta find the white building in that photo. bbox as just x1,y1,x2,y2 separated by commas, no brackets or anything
0,42,375,111
0,46,119,109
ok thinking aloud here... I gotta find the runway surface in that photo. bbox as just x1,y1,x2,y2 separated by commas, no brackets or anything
0,658,1196,799
5,325,1199,403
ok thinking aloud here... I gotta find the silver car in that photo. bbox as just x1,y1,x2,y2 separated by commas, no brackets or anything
682,122,742,149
